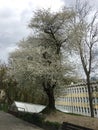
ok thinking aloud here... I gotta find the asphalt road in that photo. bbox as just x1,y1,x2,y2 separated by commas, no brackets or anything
0,111,44,130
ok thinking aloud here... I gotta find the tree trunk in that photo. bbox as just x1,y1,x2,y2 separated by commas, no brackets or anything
87,76,94,117
46,87,55,110
42,79,56,113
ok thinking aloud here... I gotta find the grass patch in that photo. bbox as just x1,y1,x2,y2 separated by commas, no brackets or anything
64,112,87,117
57,109,87,117
41,107,56,114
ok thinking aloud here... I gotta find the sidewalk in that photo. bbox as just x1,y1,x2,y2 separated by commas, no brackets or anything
0,111,43,130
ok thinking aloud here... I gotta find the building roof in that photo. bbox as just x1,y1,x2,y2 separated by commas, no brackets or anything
67,81,98,88
11,101,46,113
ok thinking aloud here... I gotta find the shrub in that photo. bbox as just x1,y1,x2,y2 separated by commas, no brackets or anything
12,112,61,130
31,113,45,127
0,103,9,112
44,121,61,130
17,112,44,127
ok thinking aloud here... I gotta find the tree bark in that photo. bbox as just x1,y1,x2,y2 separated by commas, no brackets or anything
87,76,94,117
43,81,56,111
45,87,55,110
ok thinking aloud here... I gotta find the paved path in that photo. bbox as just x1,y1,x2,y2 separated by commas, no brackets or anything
0,111,44,130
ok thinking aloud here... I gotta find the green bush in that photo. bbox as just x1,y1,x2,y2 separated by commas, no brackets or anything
22,113,33,123
44,121,61,130
14,112,61,130
0,103,9,112
17,112,44,127
31,113,45,127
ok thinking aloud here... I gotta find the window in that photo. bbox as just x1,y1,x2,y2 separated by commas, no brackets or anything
91,87,94,92
95,86,98,92
80,88,81,93
75,106,77,111
83,97,85,102
95,108,97,115
93,97,95,104
81,107,83,112
86,97,89,103
75,88,76,93
77,88,79,93
84,107,87,113
85,87,88,92
88,108,90,113
97,98,98,103
72,89,74,93
80,97,82,102
78,97,80,102
79,107,81,112
75,97,77,102
73,97,75,102
82,88,84,92
70,97,72,102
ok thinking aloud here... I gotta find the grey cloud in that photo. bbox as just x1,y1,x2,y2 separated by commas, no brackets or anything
0,7,31,62
90,0,98,9
0,45,18,63
61,0,98,9
0,8,31,44
20,8,33,22
61,0,74,6
0,0,98,62
0,20,29,45
0,8,17,20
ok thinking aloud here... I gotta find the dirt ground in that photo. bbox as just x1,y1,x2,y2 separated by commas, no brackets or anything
45,111,98,130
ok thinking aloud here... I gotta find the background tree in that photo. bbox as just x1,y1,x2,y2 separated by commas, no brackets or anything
9,40,47,104
0,63,17,105
10,9,73,110
28,8,75,112
29,8,75,54
68,0,98,117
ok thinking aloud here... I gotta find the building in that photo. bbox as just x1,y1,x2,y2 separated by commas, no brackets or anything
55,82,98,118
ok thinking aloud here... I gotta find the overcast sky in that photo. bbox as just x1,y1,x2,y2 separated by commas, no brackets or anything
0,0,98,62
